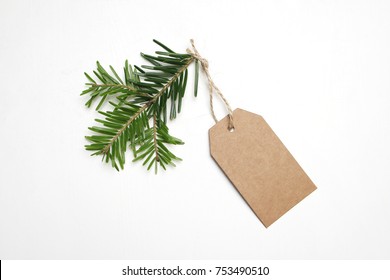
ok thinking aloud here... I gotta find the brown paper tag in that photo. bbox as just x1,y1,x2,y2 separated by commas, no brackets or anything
209,108,316,227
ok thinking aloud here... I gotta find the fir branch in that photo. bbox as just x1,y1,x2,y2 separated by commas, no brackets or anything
83,40,199,172
81,60,145,110
99,56,193,156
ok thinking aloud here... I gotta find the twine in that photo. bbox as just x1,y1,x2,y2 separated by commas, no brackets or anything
186,39,234,130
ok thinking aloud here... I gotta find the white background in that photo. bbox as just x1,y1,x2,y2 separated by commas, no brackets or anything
1,0,390,259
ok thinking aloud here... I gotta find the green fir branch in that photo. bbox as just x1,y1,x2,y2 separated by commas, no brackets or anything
82,40,200,172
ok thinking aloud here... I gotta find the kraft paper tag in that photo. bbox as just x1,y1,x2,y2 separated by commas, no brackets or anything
209,108,317,227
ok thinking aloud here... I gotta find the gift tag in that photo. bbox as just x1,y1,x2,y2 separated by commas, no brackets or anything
209,108,317,227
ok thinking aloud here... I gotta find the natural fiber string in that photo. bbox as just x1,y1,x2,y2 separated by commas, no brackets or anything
186,39,234,130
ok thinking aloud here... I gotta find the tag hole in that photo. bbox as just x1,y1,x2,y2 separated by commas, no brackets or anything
229,127,235,132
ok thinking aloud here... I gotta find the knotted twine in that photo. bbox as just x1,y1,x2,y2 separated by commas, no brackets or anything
186,39,235,130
